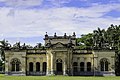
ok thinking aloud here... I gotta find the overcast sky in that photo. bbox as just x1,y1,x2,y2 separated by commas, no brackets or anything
0,0,120,45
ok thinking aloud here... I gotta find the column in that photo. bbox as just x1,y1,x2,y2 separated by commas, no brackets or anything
27,61,29,73
46,53,51,75
40,57,42,73
51,53,54,75
33,58,36,74
5,57,9,75
78,57,80,72
22,56,26,73
46,54,49,75
40,62,42,73
71,57,73,76
33,62,35,75
111,56,115,72
63,61,66,75
84,57,87,71
27,58,29,75
63,58,67,75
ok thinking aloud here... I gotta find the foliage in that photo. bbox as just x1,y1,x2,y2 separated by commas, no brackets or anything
77,24,120,50
77,24,120,75
77,33,93,49
0,60,3,66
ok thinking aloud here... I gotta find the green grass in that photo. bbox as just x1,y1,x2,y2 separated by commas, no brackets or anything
0,74,120,80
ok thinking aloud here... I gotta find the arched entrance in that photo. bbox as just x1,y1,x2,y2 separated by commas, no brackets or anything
43,62,47,72
29,62,33,72
56,59,63,75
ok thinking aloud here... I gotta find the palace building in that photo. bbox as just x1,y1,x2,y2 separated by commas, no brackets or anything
4,32,115,76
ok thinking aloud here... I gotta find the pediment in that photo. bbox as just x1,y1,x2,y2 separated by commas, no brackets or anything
52,42,66,48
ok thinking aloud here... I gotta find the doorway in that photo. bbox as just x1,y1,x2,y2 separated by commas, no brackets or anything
56,59,63,75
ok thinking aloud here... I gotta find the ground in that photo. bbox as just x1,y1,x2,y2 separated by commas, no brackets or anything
0,74,120,80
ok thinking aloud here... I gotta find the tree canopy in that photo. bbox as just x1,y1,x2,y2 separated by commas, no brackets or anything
77,24,120,50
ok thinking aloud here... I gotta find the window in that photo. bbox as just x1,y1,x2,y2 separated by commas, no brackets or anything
36,62,40,72
80,62,84,71
43,62,47,72
100,58,109,71
87,62,91,71
29,62,33,72
73,62,78,72
11,58,21,71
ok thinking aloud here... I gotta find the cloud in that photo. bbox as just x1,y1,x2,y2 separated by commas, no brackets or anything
0,0,72,8
46,0,71,6
0,3,120,39
0,0,43,8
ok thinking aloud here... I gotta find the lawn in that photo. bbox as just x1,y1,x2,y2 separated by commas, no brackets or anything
0,74,120,80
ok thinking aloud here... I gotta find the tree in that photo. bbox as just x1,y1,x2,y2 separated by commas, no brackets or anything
0,40,11,61
93,27,106,49
77,33,93,49
0,59,3,71
34,43,42,49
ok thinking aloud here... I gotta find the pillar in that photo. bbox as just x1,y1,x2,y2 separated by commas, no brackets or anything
46,54,49,75
51,53,54,75
46,53,51,75
63,58,68,75
78,57,80,72
5,57,9,75
33,58,36,74
27,58,29,73
90,57,93,71
84,57,87,71
63,62,66,75
40,62,42,73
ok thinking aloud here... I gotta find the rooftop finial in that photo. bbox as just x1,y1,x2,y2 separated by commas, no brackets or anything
73,32,76,37
64,33,67,38
45,32,48,38
54,32,57,37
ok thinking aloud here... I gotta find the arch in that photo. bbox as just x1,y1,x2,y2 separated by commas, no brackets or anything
43,62,47,72
73,62,78,72
73,62,78,66
100,58,109,71
36,62,40,72
56,59,63,74
29,62,33,72
56,58,62,63
80,62,84,71
87,62,91,71
11,58,21,71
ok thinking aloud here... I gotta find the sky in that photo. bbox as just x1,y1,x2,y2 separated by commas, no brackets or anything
0,0,120,46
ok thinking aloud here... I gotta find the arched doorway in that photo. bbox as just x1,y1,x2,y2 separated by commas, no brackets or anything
87,62,91,71
43,62,47,72
80,62,84,71
73,62,78,72
36,62,40,72
29,62,33,72
56,59,63,75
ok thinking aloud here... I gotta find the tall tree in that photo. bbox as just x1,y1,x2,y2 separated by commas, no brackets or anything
77,33,93,49
0,40,11,61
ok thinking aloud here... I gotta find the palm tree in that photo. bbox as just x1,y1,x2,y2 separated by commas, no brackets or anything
93,27,106,49
0,40,11,61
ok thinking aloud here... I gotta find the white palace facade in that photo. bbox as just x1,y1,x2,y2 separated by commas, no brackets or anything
4,32,115,76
